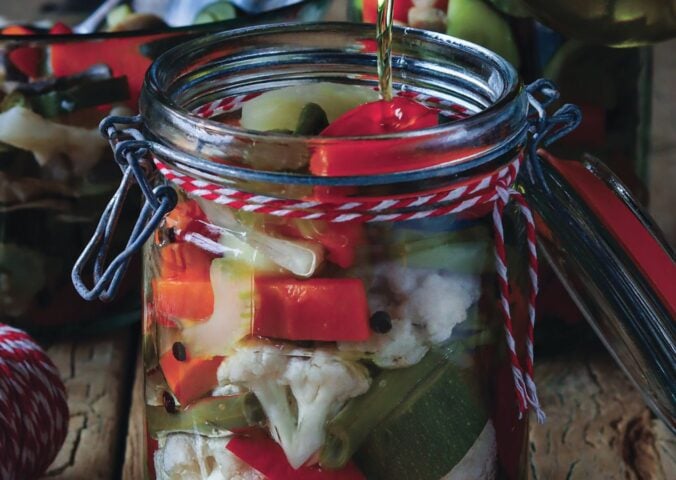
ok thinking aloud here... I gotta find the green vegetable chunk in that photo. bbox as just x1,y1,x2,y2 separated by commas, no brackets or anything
447,0,521,67
146,393,264,438
28,76,131,118
294,103,329,135
389,223,494,273
320,345,487,479
194,1,237,24
106,4,134,29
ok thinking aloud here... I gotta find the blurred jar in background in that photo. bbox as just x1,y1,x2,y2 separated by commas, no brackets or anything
349,0,653,203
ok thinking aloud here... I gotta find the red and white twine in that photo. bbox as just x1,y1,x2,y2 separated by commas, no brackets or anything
0,324,69,480
156,93,545,421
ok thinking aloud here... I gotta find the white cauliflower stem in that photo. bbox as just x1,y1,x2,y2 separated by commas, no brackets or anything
217,345,371,469
154,434,264,480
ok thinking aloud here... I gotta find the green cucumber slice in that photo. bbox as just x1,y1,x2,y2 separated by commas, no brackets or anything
321,345,487,478
354,355,487,479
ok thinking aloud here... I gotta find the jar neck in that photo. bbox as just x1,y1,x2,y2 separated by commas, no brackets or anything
140,23,528,196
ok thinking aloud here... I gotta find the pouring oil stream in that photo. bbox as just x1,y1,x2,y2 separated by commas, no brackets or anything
376,0,395,101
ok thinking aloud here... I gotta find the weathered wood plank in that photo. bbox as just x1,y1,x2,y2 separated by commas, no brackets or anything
41,329,136,480
123,349,146,480
529,351,675,480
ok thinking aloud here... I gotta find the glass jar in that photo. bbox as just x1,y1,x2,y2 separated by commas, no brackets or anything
72,22,675,480
132,23,536,480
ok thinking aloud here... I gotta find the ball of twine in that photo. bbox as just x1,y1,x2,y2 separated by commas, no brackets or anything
0,324,69,480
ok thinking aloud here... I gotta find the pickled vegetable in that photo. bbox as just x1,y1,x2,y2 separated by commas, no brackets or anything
252,277,371,342
193,2,238,25
240,83,380,132
159,351,224,405
180,259,254,356
147,393,264,438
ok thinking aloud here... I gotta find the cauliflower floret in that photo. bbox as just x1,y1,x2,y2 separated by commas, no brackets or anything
217,345,371,469
211,384,244,397
442,421,497,480
339,263,480,368
154,434,264,480
338,292,429,368
404,272,479,344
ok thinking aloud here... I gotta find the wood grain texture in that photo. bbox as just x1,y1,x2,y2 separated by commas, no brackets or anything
529,351,675,480
41,330,136,480
122,349,146,480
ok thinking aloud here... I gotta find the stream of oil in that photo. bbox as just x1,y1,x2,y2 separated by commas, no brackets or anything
376,0,395,101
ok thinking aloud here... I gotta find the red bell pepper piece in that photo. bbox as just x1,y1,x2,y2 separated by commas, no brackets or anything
2,25,43,78
227,435,366,480
158,242,214,281
311,97,490,176
1,22,74,79
49,34,167,105
253,277,370,342
152,278,214,324
152,239,216,327
321,97,438,137
49,22,73,35
159,350,224,405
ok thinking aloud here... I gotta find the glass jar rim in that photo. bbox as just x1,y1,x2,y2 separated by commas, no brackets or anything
140,22,529,186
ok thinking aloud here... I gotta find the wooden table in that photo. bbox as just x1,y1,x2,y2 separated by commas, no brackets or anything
39,335,675,480
38,41,675,480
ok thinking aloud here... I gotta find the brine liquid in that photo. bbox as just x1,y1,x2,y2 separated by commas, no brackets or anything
143,193,529,480
376,0,394,101
523,0,676,46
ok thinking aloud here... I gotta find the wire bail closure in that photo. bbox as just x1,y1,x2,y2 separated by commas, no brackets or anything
71,115,177,302
526,79,582,191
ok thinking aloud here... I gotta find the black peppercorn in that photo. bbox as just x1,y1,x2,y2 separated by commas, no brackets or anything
172,342,187,362
162,391,177,413
369,311,392,334
157,225,177,246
